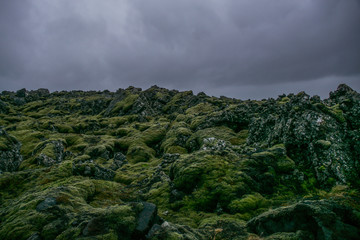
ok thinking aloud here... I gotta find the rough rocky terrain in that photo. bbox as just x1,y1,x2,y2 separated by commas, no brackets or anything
0,84,359,239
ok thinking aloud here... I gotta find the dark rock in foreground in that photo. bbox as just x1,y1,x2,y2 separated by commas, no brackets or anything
247,200,360,240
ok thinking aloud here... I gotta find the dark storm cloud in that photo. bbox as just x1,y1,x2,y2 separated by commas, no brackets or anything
0,0,359,99
0,1,35,88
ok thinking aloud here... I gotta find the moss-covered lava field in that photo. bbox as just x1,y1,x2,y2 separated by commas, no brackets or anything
0,84,359,239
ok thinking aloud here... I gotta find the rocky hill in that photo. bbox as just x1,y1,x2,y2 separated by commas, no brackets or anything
0,84,359,240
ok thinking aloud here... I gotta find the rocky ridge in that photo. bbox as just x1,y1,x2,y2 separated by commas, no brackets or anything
0,84,359,239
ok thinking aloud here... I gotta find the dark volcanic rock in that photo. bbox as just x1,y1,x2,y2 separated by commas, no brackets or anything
36,153,57,167
0,100,10,114
247,200,360,240
36,197,57,212
72,161,115,180
26,88,50,101
82,216,106,236
15,88,27,98
34,140,65,167
110,152,127,170
247,88,360,186
134,202,158,238
0,128,23,172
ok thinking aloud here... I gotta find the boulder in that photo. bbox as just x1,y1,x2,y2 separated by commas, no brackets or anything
247,88,360,186
247,200,360,240
36,197,57,212
134,202,158,238
0,128,23,172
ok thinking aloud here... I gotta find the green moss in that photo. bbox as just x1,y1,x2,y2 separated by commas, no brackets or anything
85,144,113,158
198,215,246,228
22,100,45,113
133,122,151,131
114,162,153,185
250,145,295,173
113,127,131,137
276,156,295,172
140,124,167,146
315,103,346,123
301,173,318,192
39,160,73,184
111,94,138,114
40,143,56,159
186,126,236,150
64,134,83,147
185,103,215,115
0,170,42,201
163,90,193,113
279,96,290,104
0,133,17,151
126,143,155,164
0,184,60,240
315,140,332,150
145,181,171,207
251,151,276,161
174,114,188,122
89,180,125,207
74,154,91,162
326,177,336,186
167,209,210,228
70,143,88,153
189,116,206,130
54,124,74,133
101,116,132,128
0,174,136,239
171,153,227,193
10,130,45,157
55,227,82,240
161,123,192,153
0,141,9,151
166,146,188,154
114,137,133,151
230,130,248,145
0,213,39,240
329,104,346,123
3,116,21,123
61,179,96,207
41,219,66,240
228,193,268,214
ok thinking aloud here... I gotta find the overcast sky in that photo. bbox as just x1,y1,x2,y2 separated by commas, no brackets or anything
0,0,359,99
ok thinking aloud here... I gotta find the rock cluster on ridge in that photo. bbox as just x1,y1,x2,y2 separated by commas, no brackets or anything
0,84,359,239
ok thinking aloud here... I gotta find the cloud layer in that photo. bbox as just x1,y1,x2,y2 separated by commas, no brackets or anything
0,0,359,99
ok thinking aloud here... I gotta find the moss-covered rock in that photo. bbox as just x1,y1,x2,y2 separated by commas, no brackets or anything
0,128,23,172
127,143,156,164
228,193,268,215
247,200,360,239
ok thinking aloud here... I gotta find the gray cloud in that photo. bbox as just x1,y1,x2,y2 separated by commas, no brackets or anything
0,0,359,99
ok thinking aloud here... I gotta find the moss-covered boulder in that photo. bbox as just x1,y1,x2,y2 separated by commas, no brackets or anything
0,128,23,172
247,200,360,239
